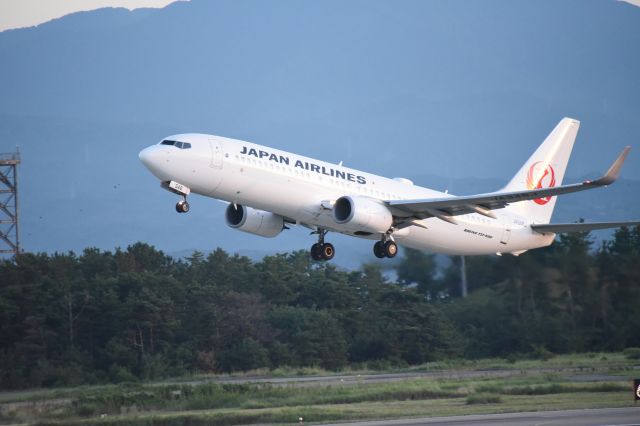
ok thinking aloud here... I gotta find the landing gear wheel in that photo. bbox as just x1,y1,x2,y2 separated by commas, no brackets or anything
320,243,335,261
373,240,398,258
176,200,190,213
310,243,323,261
310,229,334,261
383,241,398,258
373,241,386,258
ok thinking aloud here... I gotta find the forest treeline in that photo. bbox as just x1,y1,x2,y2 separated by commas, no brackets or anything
1,227,639,390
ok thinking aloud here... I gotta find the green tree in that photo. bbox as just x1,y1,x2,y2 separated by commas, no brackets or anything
255,252,308,305
269,306,348,369
396,248,439,297
219,337,269,372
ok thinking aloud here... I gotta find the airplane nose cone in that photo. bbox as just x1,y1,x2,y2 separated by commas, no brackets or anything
139,145,171,180
138,146,157,169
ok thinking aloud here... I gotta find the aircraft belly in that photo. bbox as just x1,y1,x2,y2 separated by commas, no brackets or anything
397,219,553,255
397,222,489,255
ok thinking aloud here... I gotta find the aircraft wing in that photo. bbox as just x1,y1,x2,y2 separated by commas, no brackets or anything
387,147,630,219
531,221,640,234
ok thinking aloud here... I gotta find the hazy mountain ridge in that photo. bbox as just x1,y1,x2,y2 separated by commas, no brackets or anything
0,1,638,265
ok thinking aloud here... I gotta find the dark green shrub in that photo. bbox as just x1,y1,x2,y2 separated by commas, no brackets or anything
530,345,554,361
466,393,502,404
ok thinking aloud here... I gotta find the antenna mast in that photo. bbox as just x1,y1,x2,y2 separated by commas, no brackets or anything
0,149,21,255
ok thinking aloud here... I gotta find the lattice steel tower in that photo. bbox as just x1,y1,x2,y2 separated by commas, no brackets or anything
0,149,20,255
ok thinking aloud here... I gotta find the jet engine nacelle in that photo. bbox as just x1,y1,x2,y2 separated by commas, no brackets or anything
225,204,284,238
333,196,393,233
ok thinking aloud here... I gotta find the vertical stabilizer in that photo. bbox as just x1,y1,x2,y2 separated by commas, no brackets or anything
503,118,580,224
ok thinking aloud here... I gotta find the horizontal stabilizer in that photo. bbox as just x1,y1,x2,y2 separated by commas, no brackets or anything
531,221,640,234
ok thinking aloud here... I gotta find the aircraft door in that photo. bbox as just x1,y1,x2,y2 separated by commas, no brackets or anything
500,225,511,245
209,140,223,169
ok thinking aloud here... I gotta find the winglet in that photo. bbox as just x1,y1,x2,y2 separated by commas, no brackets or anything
592,146,631,186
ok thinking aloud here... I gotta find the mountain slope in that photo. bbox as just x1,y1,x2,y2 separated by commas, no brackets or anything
0,0,638,265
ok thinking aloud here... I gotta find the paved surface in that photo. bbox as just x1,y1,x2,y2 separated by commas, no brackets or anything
179,366,632,388
319,407,640,426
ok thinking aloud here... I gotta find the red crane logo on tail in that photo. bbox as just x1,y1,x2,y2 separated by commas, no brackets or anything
526,162,556,205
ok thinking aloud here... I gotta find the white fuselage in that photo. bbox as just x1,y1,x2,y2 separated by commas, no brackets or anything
139,134,555,255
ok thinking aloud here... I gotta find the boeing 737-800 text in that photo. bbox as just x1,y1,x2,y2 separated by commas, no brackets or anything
139,118,639,261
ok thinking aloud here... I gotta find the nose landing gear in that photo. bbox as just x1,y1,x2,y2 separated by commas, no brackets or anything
161,181,191,214
310,228,335,261
176,197,190,213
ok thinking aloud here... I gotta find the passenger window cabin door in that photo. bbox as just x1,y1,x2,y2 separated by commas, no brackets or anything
209,140,223,169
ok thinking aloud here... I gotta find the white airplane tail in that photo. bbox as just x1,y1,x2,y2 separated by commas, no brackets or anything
502,117,580,224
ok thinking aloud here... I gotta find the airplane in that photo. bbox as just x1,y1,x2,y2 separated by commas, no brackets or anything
139,118,639,261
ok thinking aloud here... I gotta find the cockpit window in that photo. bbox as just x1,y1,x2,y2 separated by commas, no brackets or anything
160,140,191,149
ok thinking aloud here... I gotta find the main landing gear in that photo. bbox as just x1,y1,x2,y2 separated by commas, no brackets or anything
309,229,398,261
310,228,335,261
175,197,190,213
373,231,398,259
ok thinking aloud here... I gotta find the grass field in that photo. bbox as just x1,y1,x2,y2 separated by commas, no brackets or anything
1,352,637,426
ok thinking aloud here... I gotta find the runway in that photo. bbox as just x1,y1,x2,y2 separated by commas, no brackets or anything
320,407,640,426
185,367,628,388
181,366,629,386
